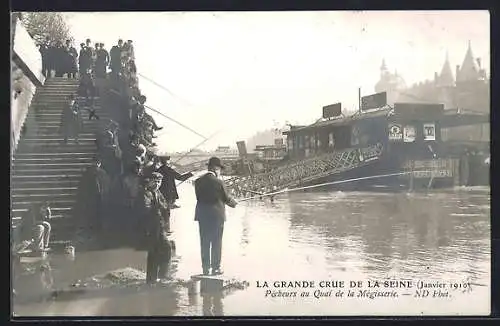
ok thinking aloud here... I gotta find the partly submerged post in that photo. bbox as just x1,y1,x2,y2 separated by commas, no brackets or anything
409,160,414,192
187,279,200,296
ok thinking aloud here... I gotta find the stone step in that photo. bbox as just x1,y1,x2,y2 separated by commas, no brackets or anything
12,200,76,211
37,88,80,92
21,126,104,133
33,97,101,102
16,137,98,143
20,126,103,133
34,97,101,102
21,120,103,125
34,92,81,98
17,139,97,146
17,133,101,139
11,186,79,195
12,164,89,172
11,174,83,182
12,162,93,171
11,179,82,188
32,102,103,107
28,107,106,113
11,213,70,222
12,206,73,216
24,117,108,124
44,81,80,86
15,146,97,154
16,134,97,140
28,107,105,115
14,152,98,157
12,157,94,165
25,114,108,120
31,103,103,110
11,169,87,178
15,144,97,152
11,192,78,202
18,137,96,142
20,134,100,140
30,103,103,109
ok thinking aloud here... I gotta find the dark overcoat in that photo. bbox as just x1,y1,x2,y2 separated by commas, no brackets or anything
194,172,237,224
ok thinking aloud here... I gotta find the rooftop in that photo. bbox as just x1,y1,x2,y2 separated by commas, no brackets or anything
283,107,392,134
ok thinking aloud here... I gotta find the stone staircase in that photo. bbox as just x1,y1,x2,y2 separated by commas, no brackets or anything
11,77,109,246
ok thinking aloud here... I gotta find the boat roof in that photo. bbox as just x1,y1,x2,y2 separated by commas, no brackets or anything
283,107,489,134
282,107,392,134
434,109,490,128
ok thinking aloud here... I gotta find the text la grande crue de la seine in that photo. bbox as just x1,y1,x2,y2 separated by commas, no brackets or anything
256,279,465,290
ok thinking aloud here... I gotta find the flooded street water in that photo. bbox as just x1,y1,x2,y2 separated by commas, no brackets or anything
13,184,490,317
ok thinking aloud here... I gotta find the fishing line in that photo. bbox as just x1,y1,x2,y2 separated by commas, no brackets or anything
172,128,227,187
236,171,424,203
108,88,208,140
137,72,196,108
173,127,226,165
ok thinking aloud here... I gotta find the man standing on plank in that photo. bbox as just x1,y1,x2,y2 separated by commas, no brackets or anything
194,157,237,275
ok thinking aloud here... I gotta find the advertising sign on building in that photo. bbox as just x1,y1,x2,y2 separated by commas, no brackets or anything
236,141,248,158
403,125,416,143
322,103,342,119
361,92,387,111
423,123,436,141
388,123,403,141
394,103,444,119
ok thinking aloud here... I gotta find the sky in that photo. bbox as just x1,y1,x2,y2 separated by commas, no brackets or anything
65,11,490,154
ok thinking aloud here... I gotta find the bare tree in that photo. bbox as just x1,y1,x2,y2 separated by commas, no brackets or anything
18,12,73,45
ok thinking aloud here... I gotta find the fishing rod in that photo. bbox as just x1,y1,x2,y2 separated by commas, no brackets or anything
108,88,208,140
137,72,196,108
172,128,227,187
236,171,420,203
143,104,207,140
173,128,225,165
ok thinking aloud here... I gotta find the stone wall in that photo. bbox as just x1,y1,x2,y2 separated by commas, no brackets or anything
10,15,45,154
11,62,37,154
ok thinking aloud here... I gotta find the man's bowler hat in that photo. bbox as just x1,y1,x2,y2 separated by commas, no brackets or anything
208,157,225,169
145,172,163,181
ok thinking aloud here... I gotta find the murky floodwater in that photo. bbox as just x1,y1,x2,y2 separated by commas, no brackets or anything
13,185,490,316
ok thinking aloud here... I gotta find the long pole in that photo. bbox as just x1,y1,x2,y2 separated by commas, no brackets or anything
173,128,225,165
237,171,419,202
358,87,362,113
108,88,208,140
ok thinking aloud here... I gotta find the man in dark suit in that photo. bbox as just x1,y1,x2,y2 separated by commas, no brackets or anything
109,39,124,78
158,156,193,209
194,157,237,275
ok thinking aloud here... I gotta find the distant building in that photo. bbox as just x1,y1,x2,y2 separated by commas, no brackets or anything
374,59,407,105
215,145,238,155
375,41,489,142
254,144,287,160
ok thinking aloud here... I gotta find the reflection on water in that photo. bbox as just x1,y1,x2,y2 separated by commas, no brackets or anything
13,186,490,316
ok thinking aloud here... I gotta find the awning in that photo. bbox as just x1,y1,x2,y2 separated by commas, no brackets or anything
436,110,489,128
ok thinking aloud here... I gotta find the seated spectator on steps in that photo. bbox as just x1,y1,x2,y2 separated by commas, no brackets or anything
19,202,52,254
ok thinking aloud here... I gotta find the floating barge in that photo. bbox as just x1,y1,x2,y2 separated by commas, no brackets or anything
280,99,489,191
227,95,489,194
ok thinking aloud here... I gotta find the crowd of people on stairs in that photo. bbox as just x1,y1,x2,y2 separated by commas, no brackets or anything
15,35,198,285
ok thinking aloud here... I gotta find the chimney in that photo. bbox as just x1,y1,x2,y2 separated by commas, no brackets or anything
476,58,482,69
456,65,460,82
